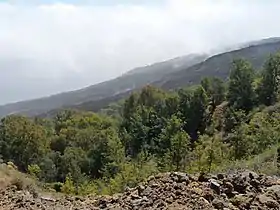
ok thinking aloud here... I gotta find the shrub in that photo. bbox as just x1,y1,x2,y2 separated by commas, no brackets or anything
53,182,63,192
28,164,41,179
61,174,76,195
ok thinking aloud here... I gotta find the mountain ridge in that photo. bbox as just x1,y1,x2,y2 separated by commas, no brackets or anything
56,39,280,116
2,38,280,117
0,53,207,117
155,40,280,90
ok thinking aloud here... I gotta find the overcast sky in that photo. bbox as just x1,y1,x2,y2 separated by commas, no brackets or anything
1,0,280,105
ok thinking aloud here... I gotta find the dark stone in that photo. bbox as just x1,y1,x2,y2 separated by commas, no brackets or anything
217,173,225,180
249,172,257,180
223,181,234,195
209,179,221,195
151,183,160,188
250,179,261,189
198,172,210,182
137,185,145,194
175,190,182,196
232,175,249,194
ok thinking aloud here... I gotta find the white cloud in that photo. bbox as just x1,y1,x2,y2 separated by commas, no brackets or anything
1,0,280,104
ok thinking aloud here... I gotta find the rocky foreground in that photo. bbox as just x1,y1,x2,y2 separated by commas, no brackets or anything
1,171,280,209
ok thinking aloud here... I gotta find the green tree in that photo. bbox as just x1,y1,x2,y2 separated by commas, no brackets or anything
201,77,225,108
227,59,255,112
178,86,208,143
0,115,49,171
169,132,190,171
87,129,122,179
201,77,226,129
194,133,228,172
120,86,167,157
159,115,190,171
39,153,58,182
226,123,253,160
61,147,88,184
244,112,280,155
54,110,76,134
223,107,247,133
258,53,280,106
163,93,180,117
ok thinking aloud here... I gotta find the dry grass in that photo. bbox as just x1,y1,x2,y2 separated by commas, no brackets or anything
212,144,280,176
0,163,37,191
0,163,15,189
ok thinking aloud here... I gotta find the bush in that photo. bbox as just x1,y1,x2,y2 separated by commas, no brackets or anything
77,180,97,195
28,164,41,179
61,175,76,195
53,182,63,192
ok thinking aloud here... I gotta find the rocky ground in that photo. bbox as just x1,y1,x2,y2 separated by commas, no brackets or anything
1,170,280,209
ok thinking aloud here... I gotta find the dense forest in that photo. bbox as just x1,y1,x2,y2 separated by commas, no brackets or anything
1,53,280,195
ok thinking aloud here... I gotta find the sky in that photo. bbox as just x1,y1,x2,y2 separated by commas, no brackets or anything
0,0,280,104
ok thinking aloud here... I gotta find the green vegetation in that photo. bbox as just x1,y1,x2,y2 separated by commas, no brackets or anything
2,54,280,195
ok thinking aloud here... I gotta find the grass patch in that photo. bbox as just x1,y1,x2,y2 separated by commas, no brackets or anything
210,144,280,175
0,163,38,194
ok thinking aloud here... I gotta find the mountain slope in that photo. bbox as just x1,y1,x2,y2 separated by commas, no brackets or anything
0,54,206,117
155,40,280,90
242,37,280,48
60,40,280,114
2,39,280,118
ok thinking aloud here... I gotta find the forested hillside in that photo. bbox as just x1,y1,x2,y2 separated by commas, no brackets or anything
1,53,280,196
0,54,206,117
41,39,280,116
2,39,280,118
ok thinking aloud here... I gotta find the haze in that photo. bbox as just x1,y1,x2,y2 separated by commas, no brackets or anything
0,0,280,104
